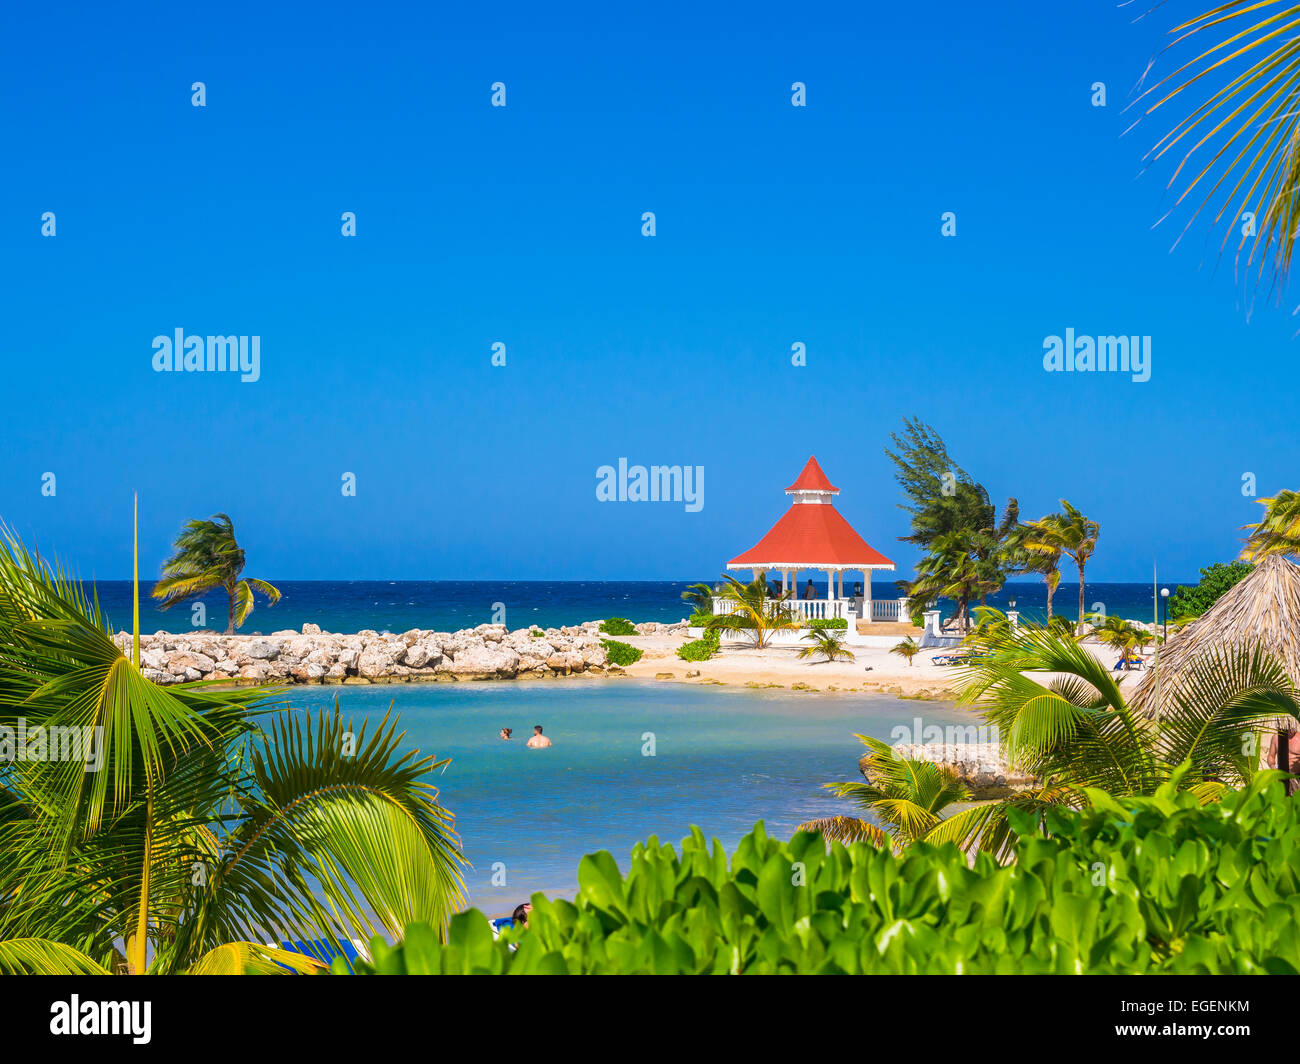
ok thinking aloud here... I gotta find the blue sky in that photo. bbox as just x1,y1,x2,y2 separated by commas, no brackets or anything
1,0,1294,583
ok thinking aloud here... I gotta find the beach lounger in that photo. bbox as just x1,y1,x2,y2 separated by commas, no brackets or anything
268,937,367,972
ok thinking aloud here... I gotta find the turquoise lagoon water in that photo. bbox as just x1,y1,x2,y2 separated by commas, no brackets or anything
281,679,976,915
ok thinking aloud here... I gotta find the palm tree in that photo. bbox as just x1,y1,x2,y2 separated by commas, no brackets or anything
890,636,920,666
680,582,715,616
0,527,466,974
798,629,855,664
706,574,800,649
802,621,1300,859
907,529,1004,633
1028,501,1098,634
1020,517,1066,620
1242,491,1300,561
798,735,970,849
1086,613,1154,664
1139,3,1300,304
919,621,1300,858
153,513,280,634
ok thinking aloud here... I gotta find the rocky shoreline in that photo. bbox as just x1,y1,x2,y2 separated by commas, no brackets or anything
111,620,689,685
887,743,1038,799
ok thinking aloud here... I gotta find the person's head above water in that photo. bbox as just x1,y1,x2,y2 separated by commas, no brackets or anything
533,725,543,734
500,727,512,739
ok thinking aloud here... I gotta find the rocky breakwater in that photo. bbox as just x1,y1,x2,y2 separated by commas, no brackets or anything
884,743,1039,800
108,620,682,685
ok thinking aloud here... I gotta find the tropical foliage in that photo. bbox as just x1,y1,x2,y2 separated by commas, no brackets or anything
796,629,855,665
153,513,281,634
797,735,967,848
676,631,719,662
1168,561,1254,619
1085,613,1154,662
1243,491,1300,562
889,637,920,666
340,778,1300,973
1141,3,1300,303
601,639,643,666
705,574,800,649
1021,501,1099,632
598,617,637,636
0,530,465,975
679,583,715,616
886,419,1022,630
805,618,1300,859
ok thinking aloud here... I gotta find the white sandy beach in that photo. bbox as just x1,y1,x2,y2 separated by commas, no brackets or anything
616,629,1145,700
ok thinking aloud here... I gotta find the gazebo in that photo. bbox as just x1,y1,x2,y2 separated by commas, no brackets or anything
724,456,900,625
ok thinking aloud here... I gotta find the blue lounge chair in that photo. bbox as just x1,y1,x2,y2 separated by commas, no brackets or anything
273,937,366,972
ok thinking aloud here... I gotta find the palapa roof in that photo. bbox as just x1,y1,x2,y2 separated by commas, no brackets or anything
727,457,895,571
1128,554,1300,720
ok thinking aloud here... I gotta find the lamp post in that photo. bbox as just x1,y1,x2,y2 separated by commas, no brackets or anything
1160,587,1169,642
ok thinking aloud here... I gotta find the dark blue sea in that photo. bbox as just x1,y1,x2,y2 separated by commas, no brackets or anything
89,579,1174,635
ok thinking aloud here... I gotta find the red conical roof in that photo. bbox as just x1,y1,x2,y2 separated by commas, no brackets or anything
728,459,895,570
786,456,838,494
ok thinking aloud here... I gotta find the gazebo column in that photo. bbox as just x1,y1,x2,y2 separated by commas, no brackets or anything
863,569,872,623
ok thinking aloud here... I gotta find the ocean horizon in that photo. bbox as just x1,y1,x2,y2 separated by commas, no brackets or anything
89,578,1186,636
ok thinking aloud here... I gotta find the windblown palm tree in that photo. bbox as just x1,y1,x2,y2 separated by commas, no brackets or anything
906,530,998,634
153,513,280,634
0,528,465,974
706,574,800,649
1028,502,1098,633
1242,490,1300,561
1019,517,1065,620
890,636,920,666
797,629,855,664
798,735,970,850
680,582,715,616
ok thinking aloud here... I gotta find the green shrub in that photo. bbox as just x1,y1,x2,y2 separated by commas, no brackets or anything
676,631,719,662
530,629,545,638
338,776,1300,974
600,638,642,666
599,617,637,636
803,618,848,630
687,611,713,628
1168,561,1254,620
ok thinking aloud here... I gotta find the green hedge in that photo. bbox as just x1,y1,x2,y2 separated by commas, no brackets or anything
599,617,638,636
600,638,642,666
337,775,1300,974
676,631,720,662
804,618,848,630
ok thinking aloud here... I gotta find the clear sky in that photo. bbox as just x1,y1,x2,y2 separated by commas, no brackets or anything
2,0,1294,583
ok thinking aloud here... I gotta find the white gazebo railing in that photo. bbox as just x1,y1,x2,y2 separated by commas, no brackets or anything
711,597,909,624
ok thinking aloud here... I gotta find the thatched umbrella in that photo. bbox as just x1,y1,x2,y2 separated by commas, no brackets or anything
1128,554,1300,771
